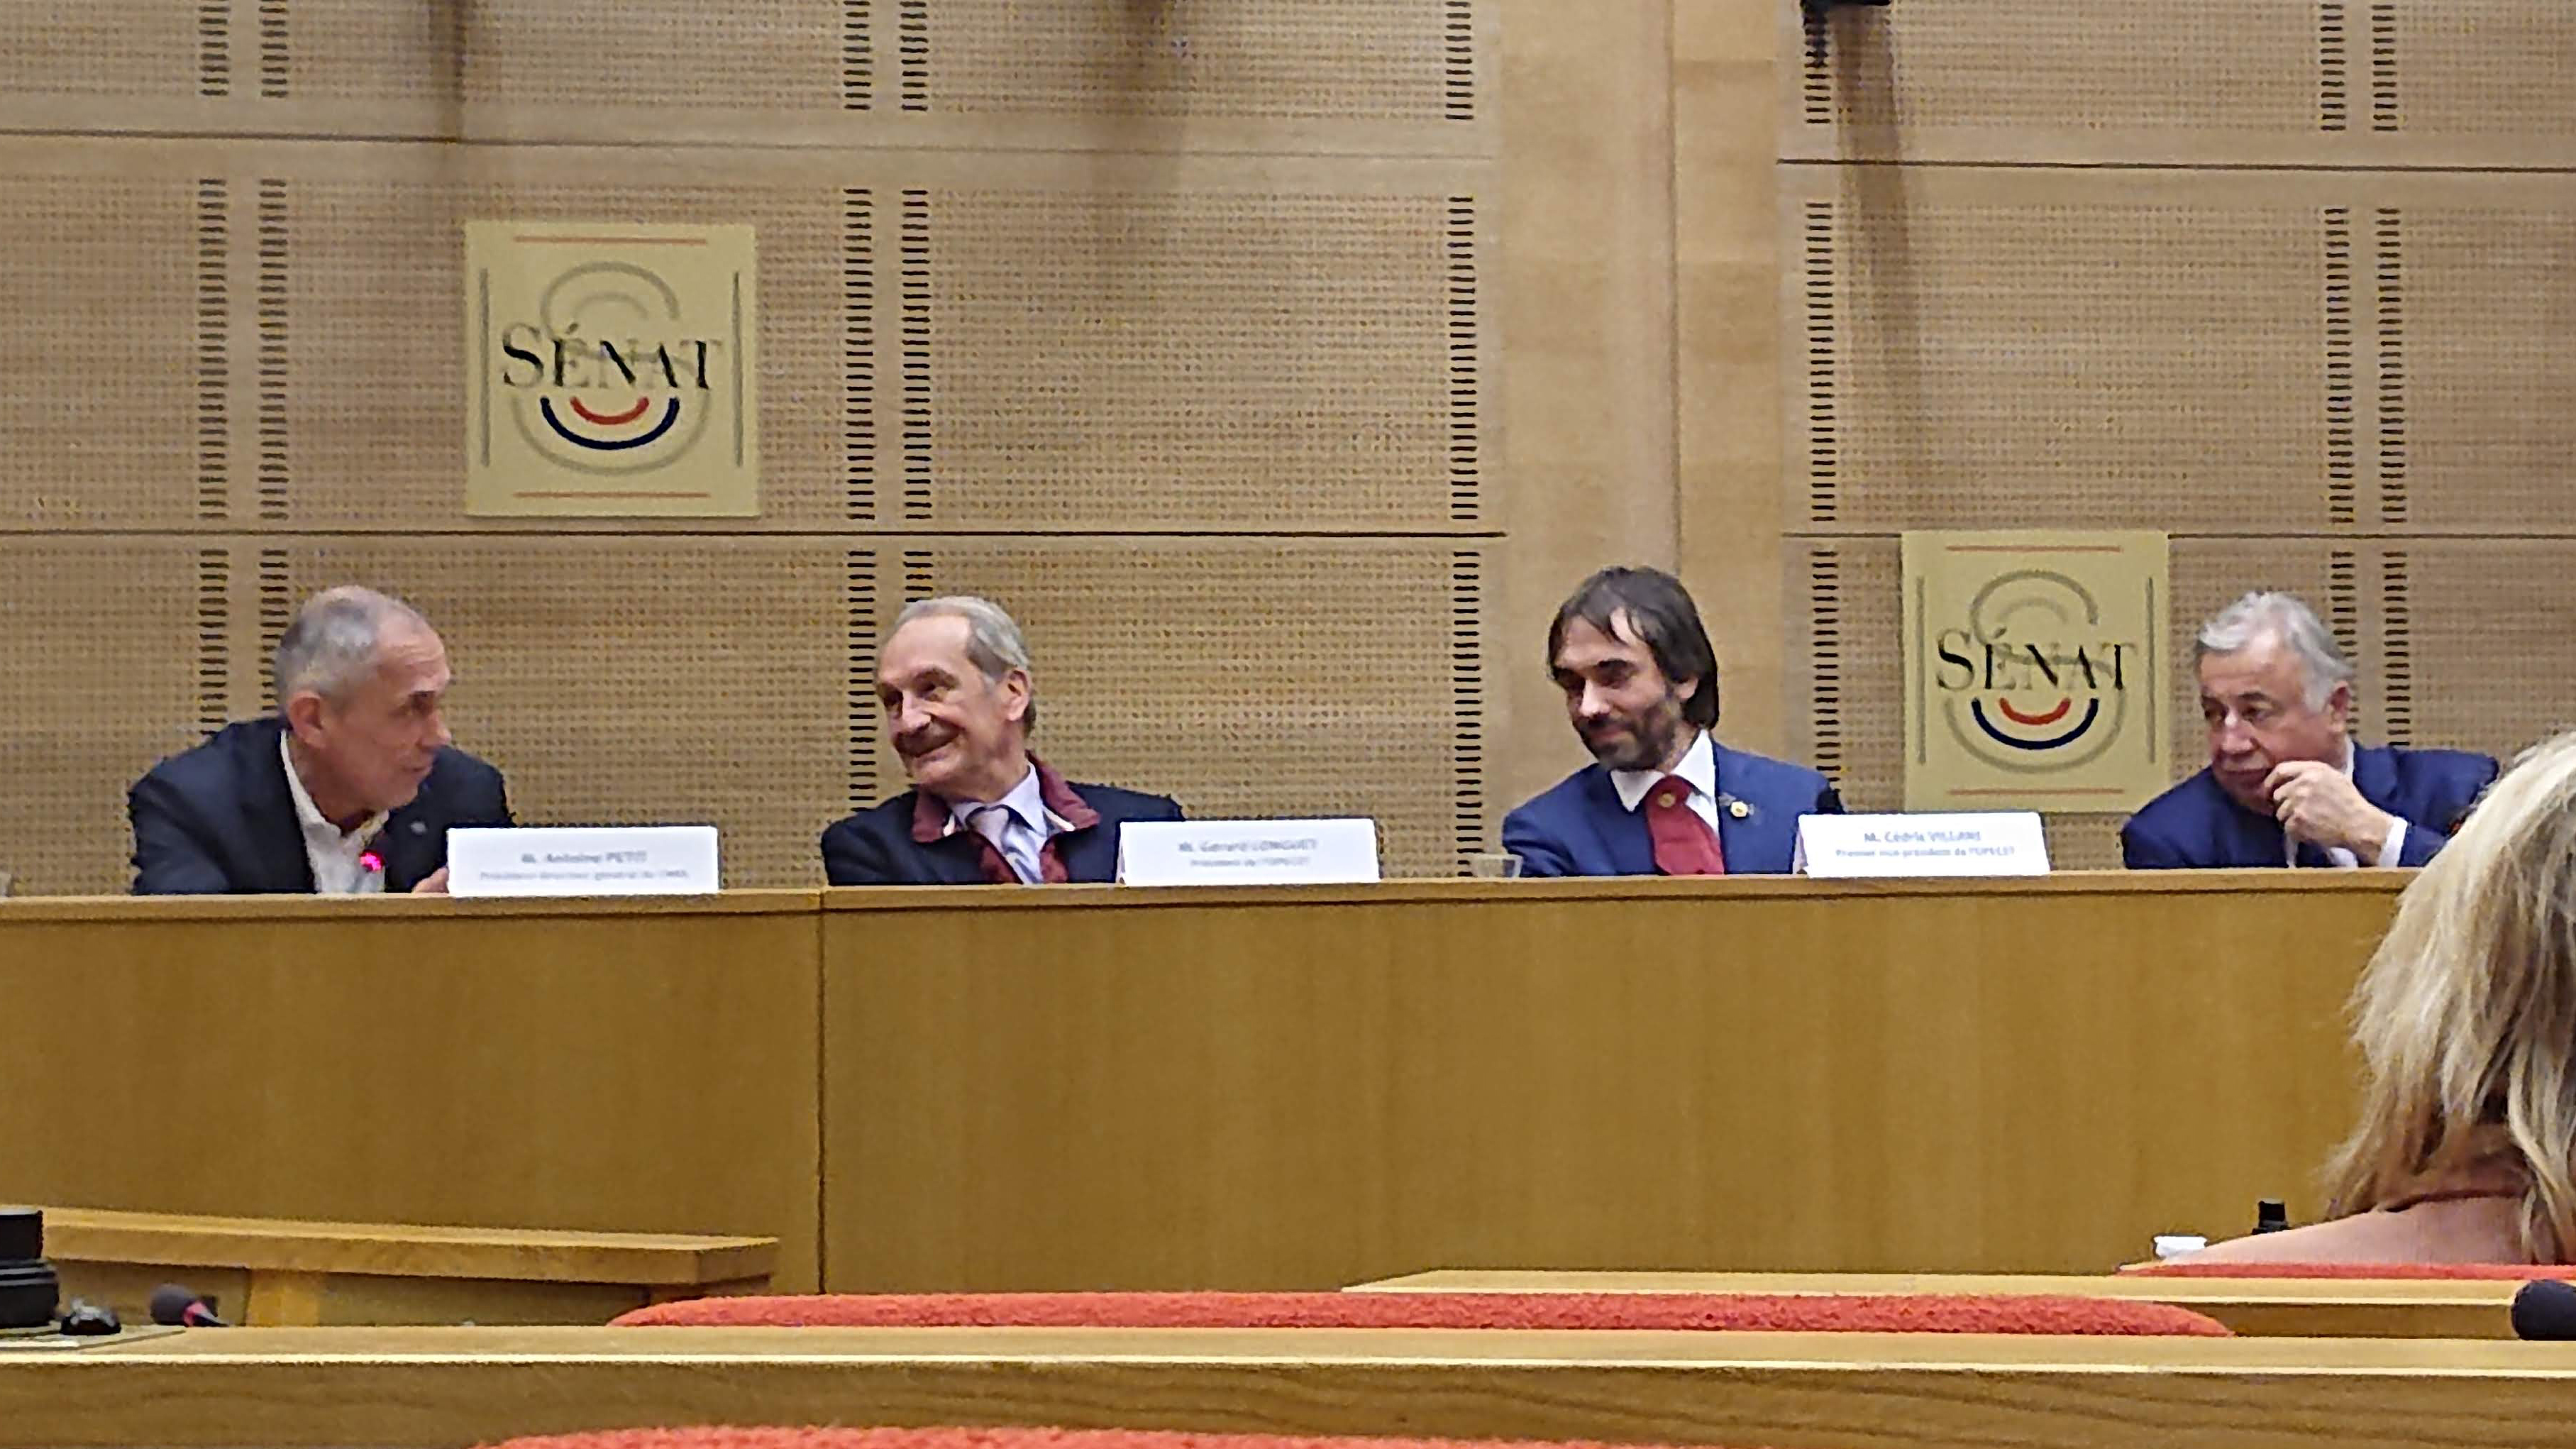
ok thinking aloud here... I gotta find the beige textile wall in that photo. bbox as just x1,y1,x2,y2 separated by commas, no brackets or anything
0,0,1688,893
1752,1,2576,867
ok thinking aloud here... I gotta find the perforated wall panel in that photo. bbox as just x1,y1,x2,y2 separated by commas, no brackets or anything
1790,0,2576,166
27,145,1483,536
0,1,1491,153
883,541,1489,878
1789,169,2341,533
0,541,217,894
280,0,840,106
1792,170,2576,539
1791,0,2319,138
253,165,841,529
2388,544,2576,765
250,539,854,888
0,3,214,99
2385,192,2576,532
1788,540,2345,871
0,172,219,528
2395,1,2576,141
922,0,1478,123
909,187,1483,529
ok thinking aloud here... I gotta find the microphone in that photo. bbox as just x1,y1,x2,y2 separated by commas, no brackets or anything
148,1284,231,1328
2510,1279,2576,1340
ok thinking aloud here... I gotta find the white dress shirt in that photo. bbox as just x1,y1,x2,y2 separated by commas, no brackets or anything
280,733,388,895
2285,742,2408,869
946,764,1060,884
1609,729,1725,839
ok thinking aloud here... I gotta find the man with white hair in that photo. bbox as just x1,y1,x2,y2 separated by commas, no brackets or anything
2121,590,2495,869
128,585,511,893
822,595,1181,885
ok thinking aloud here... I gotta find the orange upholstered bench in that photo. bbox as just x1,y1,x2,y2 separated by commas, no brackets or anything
612,1289,2226,1335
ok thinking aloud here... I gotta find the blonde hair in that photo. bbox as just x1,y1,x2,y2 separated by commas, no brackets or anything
2321,731,2576,1260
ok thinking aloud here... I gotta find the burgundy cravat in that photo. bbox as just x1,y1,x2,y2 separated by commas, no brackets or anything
1646,774,1727,876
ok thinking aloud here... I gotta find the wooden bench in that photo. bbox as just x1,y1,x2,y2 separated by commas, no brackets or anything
3,1325,2572,1449
1345,1267,2527,1339
43,1208,776,1326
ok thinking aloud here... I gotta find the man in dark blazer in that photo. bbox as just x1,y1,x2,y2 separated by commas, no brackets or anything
822,596,1181,885
129,587,511,894
1502,567,1842,876
2123,590,2497,869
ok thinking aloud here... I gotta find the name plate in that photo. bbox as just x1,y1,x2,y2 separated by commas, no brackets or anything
447,825,722,897
1117,819,1381,887
1793,812,2050,878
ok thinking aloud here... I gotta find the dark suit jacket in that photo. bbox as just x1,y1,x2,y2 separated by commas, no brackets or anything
821,769,1184,886
1500,741,1844,877
2121,743,2498,869
128,717,513,894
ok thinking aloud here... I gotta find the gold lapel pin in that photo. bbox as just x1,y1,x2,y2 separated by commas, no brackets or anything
1727,799,1751,820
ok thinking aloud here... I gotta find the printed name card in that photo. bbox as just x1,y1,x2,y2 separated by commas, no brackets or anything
447,825,722,897
1117,819,1381,887
1793,812,2050,878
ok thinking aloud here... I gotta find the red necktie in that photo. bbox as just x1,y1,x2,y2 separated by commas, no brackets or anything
1646,774,1727,876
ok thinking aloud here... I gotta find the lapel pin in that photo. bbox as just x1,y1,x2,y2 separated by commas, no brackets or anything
1727,799,1751,820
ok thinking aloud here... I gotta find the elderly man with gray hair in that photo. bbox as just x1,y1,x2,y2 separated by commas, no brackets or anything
128,585,511,893
822,595,1181,885
2121,590,2495,870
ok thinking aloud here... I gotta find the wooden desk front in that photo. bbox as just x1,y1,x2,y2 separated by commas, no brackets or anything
823,874,2399,1287
3,875,2399,1295
1350,1267,2525,1339
0,892,822,1290
2,1325,2569,1449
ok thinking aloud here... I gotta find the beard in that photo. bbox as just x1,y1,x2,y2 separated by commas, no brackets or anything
1579,696,1689,772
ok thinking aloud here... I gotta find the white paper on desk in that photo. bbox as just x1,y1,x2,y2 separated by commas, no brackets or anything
446,825,722,897
1117,819,1381,886
1793,812,2050,878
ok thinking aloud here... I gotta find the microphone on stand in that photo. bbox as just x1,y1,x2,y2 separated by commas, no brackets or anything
148,1284,231,1329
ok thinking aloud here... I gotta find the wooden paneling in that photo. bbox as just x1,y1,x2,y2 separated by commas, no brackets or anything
1491,0,1676,822
0,892,824,1291
4,1325,2573,1449
43,1206,775,1284
1676,0,1786,754
3,878,2397,1301
822,874,2394,1289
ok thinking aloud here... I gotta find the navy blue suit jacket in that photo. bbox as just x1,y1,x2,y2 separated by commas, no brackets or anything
129,718,513,894
2121,743,2497,869
1500,742,1844,877
820,781,1183,885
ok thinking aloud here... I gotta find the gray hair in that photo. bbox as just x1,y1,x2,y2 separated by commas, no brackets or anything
893,595,1038,729
2196,590,2355,710
273,585,433,709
